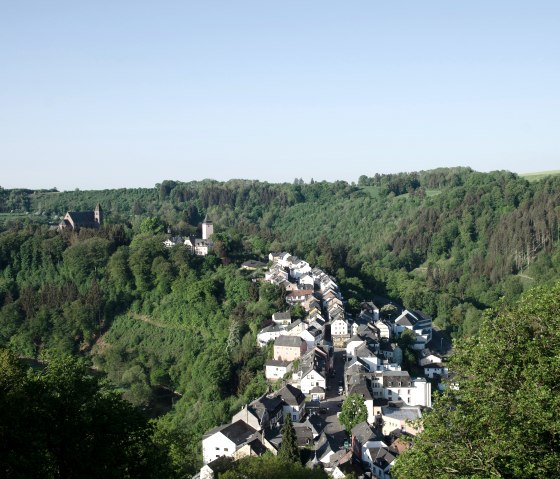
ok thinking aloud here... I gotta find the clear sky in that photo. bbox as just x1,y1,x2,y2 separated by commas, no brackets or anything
1,1,559,190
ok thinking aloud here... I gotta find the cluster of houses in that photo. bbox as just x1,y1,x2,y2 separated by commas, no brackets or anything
163,215,214,256
198,252,448,479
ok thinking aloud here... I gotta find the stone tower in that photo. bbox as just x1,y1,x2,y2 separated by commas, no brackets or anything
94,204,103,225
202,215,213,240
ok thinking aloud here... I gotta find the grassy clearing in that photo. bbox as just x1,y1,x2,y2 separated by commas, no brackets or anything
520,170,560,182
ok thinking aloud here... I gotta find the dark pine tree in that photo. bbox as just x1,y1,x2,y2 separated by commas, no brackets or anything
278,415,300,463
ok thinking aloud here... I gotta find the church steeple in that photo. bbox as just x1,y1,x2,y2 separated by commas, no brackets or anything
94,204,103,225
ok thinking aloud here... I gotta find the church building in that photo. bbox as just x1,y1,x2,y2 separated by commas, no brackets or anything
58,204,103,231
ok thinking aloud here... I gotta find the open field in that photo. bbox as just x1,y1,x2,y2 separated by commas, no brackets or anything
519,170,560,182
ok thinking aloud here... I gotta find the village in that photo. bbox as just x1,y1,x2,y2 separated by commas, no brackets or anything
57,206,448,478
196,252,449,479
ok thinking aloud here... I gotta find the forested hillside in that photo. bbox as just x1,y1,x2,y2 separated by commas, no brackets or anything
1,168,560,476
0,223,282,475
3,168,560,337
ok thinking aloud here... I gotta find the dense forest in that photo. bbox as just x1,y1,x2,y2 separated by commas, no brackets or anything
1,168,560,476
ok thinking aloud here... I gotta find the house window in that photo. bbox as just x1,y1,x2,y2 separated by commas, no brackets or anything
224,448,228,452
215,447,220,451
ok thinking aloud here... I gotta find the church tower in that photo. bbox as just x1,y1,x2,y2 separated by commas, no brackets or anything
202,215,213,240
94,204,103,225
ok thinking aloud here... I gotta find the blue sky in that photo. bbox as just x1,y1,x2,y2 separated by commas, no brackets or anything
1,1,559,190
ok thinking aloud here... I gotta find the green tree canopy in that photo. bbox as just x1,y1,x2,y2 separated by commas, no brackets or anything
220,454,328,479
393,281,560,479
338,393,367,433
0,349,172,479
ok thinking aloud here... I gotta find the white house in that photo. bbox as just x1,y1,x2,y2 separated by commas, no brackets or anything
331,317,349,336
373,320,392,340
298,274,315,289
294,349,328,394
284,319,307,336
300,326,322,350
382,372,432,408
299,367,326,395
346,336,366,358
348,382,375,424
275,384,306,422
185,236,214,256
264,265,289,284
202,420,258,464
362,444,396,479
290,260,312,279
265,359,293,381
271,312,292,327
257,324,285,348
393,310,433,350
286,289,314,305
418,353,442,367
424,365,449,379
163,236,184,248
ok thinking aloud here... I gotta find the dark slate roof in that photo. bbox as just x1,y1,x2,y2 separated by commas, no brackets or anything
245,436,268,456
67,211,99,228
248,394,284,424
205,420,257,445
351,421,376,444
260,324,283,334
276,384,305,407
396,312,416,327
292,423,314,446
265,359,291,367
300,349,327,377
383,371,412,387
309,386,325,394
305,326,321,338
349,382,373,400
286,289,314,297
275,335,305,348
369,447,396,470
379,340,399,352
205,456,233,473
315,431,338,461
241,259,267,269
354,342,376,357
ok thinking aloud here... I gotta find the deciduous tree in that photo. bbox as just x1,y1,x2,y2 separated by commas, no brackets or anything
393,282,560,478
338,393,367,433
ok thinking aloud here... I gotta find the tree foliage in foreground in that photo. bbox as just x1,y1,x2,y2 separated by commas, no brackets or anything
219,454,327,479
392,282,560,479
0,349,171,479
